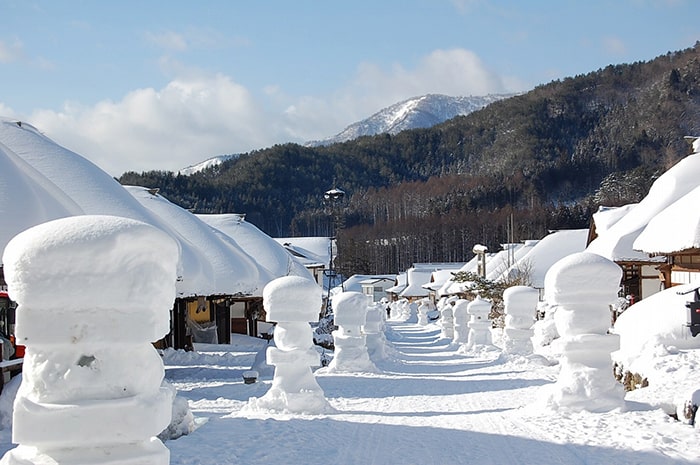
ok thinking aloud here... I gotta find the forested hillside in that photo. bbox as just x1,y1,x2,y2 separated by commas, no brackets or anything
119,43,700,275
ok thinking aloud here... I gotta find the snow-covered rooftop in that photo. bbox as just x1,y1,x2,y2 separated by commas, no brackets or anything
274,237,331,267
633,184,700,255
587,150,700,262
197,214,312,280
0,117,293,298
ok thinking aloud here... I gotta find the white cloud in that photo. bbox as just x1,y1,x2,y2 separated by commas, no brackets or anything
145,31,189,52
25,48,519,176
602,36,627,56
0,38,23,63
30,74,273,176
323,48,518,121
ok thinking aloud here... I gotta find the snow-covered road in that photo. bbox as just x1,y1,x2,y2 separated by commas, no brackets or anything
160,321,699,465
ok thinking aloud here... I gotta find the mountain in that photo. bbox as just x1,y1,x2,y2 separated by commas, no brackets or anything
119,43,700,275
178,154,237,176
306,93,514,146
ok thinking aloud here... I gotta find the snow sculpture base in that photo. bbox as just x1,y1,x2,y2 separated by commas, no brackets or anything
0,439,169,465
247,387,333,415
12,386,173,447
326,332,377,373
545,334,625,412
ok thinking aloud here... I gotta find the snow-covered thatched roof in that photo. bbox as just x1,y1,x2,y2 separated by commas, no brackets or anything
588,149,700,262
198,213,312,280
0,117,294,298
633,184,700,255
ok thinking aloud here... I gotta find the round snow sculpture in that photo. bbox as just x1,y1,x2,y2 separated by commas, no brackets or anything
325,292,377,373
503,286,538,355
247,276,332,414
543,252,625,412
0,215,178,465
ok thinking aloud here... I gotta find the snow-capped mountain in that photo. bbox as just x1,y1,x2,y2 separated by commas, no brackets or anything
307,93,514,146
178,154,237,176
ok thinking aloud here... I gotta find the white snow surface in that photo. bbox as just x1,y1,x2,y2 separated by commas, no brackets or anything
592,204,637,236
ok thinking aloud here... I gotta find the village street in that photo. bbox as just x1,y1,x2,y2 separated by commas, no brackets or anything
160,321,700,465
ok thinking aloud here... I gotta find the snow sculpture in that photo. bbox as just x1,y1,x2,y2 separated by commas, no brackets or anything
503,286,538,355
439,298,456,340
417,299,431,325
0,215,178,465
543,252,625,412
364,301,388,361
325,292,377,373
247,276,332,413
452,299,470,344
463,297,494,351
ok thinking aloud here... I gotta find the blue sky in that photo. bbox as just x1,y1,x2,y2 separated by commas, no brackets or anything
1,0,698,175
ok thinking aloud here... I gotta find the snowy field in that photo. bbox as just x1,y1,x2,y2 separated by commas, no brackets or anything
10,320,691,465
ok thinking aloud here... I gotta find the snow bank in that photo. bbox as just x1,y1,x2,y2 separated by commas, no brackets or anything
613,283,700,363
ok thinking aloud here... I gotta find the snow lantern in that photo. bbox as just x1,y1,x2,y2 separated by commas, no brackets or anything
325,291,377,373
452,299,470,344
543,252,625,412
364,301,388,361
463,296,494,351
439,298,455,340
247,276,332,413
503,286,538,355
0,215,178,465
417,299,431,325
